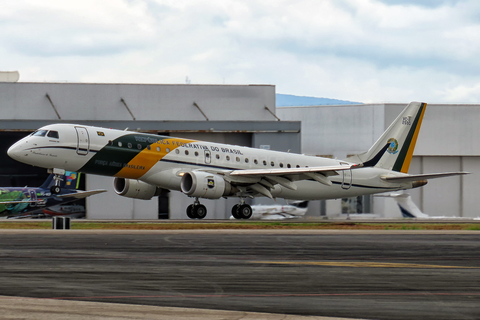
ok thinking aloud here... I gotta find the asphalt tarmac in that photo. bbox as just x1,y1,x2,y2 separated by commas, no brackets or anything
0,229,479,320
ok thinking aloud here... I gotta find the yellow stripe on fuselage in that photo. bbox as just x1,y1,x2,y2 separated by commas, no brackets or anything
400,103,427,173
115,138,197,179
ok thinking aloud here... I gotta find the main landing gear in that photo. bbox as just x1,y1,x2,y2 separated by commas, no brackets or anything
186,198,207,219
185,198,253,220
231,199,253,220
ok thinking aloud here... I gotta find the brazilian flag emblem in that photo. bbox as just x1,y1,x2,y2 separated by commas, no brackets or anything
387,138,399,154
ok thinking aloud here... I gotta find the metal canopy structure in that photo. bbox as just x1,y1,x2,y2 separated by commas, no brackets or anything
0,120,300,133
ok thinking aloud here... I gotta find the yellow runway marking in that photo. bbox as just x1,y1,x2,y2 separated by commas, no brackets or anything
251,261,478,269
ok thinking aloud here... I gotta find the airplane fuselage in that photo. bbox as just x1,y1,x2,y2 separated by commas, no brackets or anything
8,124,413,201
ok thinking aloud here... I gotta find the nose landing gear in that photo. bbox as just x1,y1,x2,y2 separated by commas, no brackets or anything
48,168,66,195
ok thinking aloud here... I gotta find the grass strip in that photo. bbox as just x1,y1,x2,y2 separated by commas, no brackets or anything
0,221,478,230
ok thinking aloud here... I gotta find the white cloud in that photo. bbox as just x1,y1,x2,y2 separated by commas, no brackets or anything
2,0,480,103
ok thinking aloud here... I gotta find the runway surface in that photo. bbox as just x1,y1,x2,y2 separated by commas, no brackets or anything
0,230,479,320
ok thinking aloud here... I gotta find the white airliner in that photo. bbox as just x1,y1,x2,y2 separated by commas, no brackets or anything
7,102,467,220
232,201,309,220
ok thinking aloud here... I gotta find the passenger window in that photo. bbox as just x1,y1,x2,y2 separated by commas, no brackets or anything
185,150,189,155
245,158,249,163
287,164,291,168
147,145,151,150
166,148,170,153
194,151,199,156
175,149,180,154
226,155,230,161
128,143,132,148
137,144,142,150
254,159,258,164
236,157,240,162
157,147,160,152
263,160,267,166
47,131,59,139
216,154,220,159
271,161,275,167
118,142,123,147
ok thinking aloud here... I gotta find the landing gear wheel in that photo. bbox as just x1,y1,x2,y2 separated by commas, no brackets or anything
50,185,61,194
193,204,207,219
238,204,253,219
186,204,195,219
231,204,241,219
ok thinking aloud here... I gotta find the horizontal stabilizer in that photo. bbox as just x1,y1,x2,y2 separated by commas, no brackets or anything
57,189,107,199
0,200,38,205
381,172,469,183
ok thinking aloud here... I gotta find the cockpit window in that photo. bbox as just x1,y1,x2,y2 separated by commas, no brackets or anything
32,130,47,137
47,130,59,139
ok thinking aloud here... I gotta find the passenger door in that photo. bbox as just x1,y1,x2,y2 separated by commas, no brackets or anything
75,126,90,155
340,162,352,190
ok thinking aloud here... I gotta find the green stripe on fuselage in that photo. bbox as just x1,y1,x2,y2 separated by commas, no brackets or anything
79,134,168,176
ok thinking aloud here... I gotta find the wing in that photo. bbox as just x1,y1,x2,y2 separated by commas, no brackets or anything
56,189,107,199
199,143,389,199
219,164,355,199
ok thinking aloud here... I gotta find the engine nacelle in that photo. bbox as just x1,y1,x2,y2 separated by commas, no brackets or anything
113,178,161,200
180,171,232,199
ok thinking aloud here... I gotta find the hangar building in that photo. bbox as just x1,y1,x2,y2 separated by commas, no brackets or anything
278,103,479,218
1,72,476,219
0,78,300,219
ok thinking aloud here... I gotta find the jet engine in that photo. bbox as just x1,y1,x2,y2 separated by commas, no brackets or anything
180,171,232,199
113,178,162,200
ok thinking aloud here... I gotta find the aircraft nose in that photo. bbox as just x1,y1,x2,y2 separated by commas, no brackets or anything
7,141,24,160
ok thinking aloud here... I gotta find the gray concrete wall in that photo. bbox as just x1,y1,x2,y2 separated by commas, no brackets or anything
0,83,276,121
252,132,301,154
86,175,158,220
405,155,479,218
384,103,480,156
413,105,480,156
277,104,385,158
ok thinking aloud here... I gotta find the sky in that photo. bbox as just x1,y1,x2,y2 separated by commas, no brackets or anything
2,0,480,103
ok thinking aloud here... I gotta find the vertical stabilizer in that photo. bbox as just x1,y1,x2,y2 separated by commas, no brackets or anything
376,193,429,218
39,171,81,190
391,193,428,218
350,102,426,173
64,172,81,189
